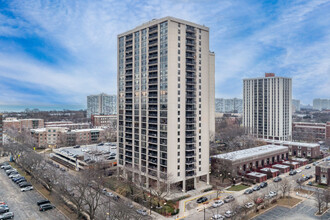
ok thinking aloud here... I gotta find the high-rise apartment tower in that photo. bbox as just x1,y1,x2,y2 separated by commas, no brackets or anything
117,17,215,191
87,93,117,118
243,73,292,141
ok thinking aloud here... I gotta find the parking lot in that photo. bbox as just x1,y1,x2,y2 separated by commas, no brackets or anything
0,159,67,220
253,199,330,220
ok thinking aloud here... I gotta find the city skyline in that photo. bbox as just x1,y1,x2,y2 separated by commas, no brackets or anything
0,0,330,105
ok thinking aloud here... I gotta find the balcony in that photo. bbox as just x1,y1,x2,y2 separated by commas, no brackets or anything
149,72,158,78
186,170,195,177
148,60,158,66
149,39,158,46
149,33,158,40
148,119,158,124
126,35,133,41
186,125,195,130
186,40,195,46
149,26,158,34
186,53,195,59
149,53,158,59
186,165,195,171
186,67,196,72
125,64,133,69
149,46,158,52
186,159,195,164
126,46,133,52
186,26,195,33
149,124,157,130
149,66,158,71
149,78,158,85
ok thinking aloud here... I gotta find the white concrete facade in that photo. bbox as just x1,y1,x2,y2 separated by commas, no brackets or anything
117,17,214,191
243,74,292,140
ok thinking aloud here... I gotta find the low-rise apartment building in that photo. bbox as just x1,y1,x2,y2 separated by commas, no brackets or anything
91,115,116,128
212,145,289,175
31,128,105,148
292,122,329,142
3,118,44,131
45,121,90,130
264,139,321,159
0,114,3,146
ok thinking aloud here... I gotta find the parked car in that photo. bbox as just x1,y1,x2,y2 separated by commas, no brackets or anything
224,210,234,218
260,182,268,188
8,173,20,179
0,207,9,214
269,191,277,197
19,182,32,188
196,197,208,203
212,200,224,208
5,170,17,175
37,200,50,206
113,195,120,201
307,181,313,186
2,166,12,170
305,166,311,169
73,145,80,148
307,175,313,179
289,171,296,176
16,179,27,184
244,189,253,194
21,186,34,192
13,176,24,182
274,177,282,182
0,212,14,220
245,202,254,209
296,169,302,173
252,185,260,191
136,209,148,216
0,205,8,209
39,203,54,212
212,214,225,220
224,195,235,203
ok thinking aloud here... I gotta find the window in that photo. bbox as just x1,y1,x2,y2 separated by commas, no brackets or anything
178,36,180,41
178,29,180,34
199,161,201,165
178,138,180,142
199,167,201,171
178,165,180,169
178,56,180,61
178,50,180,54
178,152,180,156
178,77,180,81
199,148,201,153
178,158,180,163
178,43,180,47
178,172,180,177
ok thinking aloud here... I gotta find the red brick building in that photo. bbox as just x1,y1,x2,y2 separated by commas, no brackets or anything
260,168,280,178
212,145,289,176
3,118,44,131
282,161,300,170
315,162,330,186
293,122,327,142
0,114,3,146
91,115,116,128
265,139,321,159
246,172,267,183
45,121,90,130
271,164,290,173
291,157,308,166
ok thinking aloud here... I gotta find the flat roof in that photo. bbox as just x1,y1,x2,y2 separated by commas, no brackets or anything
260,168,279,173
272,164,290,169
291,157,308,162
71,128,104,132
118,16,209,37
264,139,320,148
54,143,117,164
317,161,330,168
31,128,46,132
283,161,299,165
212,145,288,162
247,172,266,178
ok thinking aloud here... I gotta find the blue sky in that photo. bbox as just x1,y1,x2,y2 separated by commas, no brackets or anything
0,0,329,106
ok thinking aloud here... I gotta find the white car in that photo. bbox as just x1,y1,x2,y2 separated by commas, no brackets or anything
212,214,225,220
269,191,277,197
212,200,224,208
245,202,254,209
21,186,34,192
296,169,302,173
136,209,148,216
224,210,234,218
106,192,114,197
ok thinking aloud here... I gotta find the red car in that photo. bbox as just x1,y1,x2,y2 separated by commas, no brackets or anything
255,198,264,204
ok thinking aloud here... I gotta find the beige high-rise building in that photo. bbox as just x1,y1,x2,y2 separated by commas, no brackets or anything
117,17,215,192
243,73,292,141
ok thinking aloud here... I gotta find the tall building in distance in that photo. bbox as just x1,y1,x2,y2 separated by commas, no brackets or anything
87,93,117,118
117,17,215,191
243,73,292,141
215,98,243,113
313,98,330,111
292,99,301,112
0,114,3,146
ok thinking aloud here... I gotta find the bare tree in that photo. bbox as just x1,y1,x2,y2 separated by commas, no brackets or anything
314,189,325,214
322,189,330,210
279,178,291,198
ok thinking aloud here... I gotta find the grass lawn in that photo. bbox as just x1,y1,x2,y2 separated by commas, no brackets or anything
227,184,249,191
315,184,328,189
277,197,302,208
